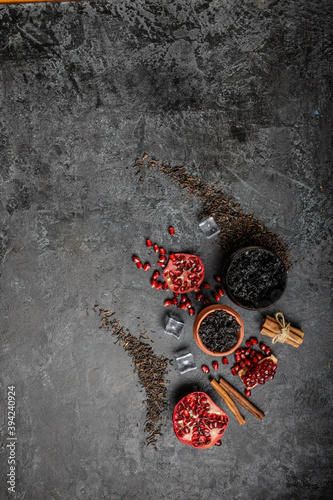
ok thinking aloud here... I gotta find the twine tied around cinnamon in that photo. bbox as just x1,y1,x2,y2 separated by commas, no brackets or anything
272,312,291,344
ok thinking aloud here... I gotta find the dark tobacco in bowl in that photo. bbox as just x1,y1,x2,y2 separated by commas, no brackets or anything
226,248,286,309
198,310,240,353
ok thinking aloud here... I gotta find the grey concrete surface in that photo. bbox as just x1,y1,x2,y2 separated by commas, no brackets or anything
0,1,332,499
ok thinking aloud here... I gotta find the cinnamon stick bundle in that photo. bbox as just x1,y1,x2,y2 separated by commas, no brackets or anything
260,313,304,348
209,378,246,425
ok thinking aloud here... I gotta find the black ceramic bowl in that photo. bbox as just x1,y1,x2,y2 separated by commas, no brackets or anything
222,246,287,310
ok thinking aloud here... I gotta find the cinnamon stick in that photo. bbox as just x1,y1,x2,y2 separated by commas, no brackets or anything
260,326,300,348
218,377,265,421
209,378,246,425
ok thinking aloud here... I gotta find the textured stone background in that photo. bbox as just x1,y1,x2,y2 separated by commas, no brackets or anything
0,1,332,499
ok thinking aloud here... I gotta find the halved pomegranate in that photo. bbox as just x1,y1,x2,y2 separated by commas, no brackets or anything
239,355,278,391
173,391,229,449
163,253,204,293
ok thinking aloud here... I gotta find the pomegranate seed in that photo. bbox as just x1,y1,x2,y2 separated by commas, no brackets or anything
203,282,210,289
171,298,178,306
155,282,162,290
136,262,143,269
164,299,172,307
169,253,177,261
231,368,237,375
159,254,167,262
250,337,258,344
265,347,272,356
159,248,166,254
214,275,222,282
252,355,258,364
217,287,224,297
173,292,179,297
212,292,220,301
168,226,175,235
245,340,252,347
146,239,153,247
212,361,219,370
245,389,251,397
153,271,160,279
233,364,240,372
188,307,195,316
195,292,203,301
259,342,267,352
162,282,169,290
203,298,210,306
153,244,159,253
158,262,165,268
214,439,222,447
245,360,252,366
178,303,187,310
132,256,140,263
151,279,157,288
222,358,229,365
201,365,210,374
143,262,151,272
180,294,187,304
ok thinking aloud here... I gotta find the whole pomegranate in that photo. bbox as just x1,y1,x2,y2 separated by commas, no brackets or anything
173,392,229,449
163,253,204,293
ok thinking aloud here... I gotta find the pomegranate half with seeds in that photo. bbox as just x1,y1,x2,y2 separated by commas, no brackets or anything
163,253,204,293
239,355,278,391
173,392,229,449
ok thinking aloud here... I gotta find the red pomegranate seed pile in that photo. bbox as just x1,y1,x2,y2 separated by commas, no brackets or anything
240,357,277,388
230,338,277,396
131,226,225,316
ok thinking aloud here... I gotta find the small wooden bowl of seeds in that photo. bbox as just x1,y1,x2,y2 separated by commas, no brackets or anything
193,305,244,357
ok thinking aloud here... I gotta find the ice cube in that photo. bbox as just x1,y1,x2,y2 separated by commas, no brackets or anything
164,317,185,339
175,352,197,374
199,217,221,238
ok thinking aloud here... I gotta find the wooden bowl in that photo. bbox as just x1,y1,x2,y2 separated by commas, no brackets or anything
193,304,244,357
